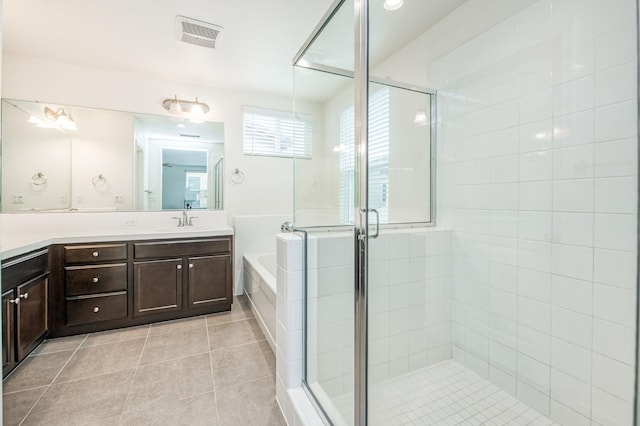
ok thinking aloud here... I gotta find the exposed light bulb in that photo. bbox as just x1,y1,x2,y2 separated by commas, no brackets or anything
413,109,428,125
384,0,404,11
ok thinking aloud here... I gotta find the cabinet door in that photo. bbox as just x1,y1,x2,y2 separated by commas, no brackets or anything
133,259,183,316
2,290,16,375
16,275,48,360
187,255,231,308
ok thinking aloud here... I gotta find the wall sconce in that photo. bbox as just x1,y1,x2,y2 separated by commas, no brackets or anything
162,95,209,123
43,107,78,131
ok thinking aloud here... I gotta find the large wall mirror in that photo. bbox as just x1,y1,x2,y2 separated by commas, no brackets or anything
1,99,225,212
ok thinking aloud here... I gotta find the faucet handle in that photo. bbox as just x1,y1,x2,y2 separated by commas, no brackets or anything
188,216,198,226
171,217,183,227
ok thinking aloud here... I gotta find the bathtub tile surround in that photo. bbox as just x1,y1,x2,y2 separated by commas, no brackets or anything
2,297,285,425
234,214,291,294
244,253,278,352
428,0,638,424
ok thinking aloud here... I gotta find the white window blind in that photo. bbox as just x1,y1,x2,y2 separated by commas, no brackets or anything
243,107,312,158
338,87,390,225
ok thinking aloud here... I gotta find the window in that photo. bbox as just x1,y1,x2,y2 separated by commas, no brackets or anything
339,87,390,225
243,107,312,158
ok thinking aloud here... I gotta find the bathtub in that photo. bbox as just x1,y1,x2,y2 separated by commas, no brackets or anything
243,253,277,352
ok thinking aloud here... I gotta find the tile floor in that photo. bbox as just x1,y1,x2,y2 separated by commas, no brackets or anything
2,296,286,426
330,360,560,426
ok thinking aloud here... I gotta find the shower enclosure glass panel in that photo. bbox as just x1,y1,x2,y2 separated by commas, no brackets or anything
295,0,638,424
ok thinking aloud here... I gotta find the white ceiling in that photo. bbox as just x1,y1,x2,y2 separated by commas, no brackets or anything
3,0,470,101
3,0,334,97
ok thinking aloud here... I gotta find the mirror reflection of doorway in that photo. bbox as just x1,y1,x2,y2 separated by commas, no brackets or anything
161,148,208,209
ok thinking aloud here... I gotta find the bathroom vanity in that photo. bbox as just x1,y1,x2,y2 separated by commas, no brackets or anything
0,212,234,377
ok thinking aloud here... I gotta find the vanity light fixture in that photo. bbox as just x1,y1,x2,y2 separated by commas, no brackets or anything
162,95,209,123
383,0,404,11
43,107,78,131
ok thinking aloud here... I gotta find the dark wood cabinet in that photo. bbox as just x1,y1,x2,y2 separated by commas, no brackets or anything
187,255,232,308
48,235,233,337
2,249,49,377
16,275,48,360
133,258,183,316
2,290,16,374
63,243,128,328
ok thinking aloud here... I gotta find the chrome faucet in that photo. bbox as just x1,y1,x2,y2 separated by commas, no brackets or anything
182,210,188,227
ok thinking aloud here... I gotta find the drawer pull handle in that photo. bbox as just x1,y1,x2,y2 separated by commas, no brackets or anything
177,265,182,270
92,251,99,257
9,297,20,304
19,293,29,299
189,263,194,268
93,306,100,313
92,277,100,283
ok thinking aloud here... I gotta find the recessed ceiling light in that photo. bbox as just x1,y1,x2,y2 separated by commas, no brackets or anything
177,123,186,128
384,0,404,11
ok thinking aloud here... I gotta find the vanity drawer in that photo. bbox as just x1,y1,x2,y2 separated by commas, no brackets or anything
134,238,231,259
64,244,127,264
66,292,127,326
65,263,127,296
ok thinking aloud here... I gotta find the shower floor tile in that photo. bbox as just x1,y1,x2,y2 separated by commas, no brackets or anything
331,360,559,426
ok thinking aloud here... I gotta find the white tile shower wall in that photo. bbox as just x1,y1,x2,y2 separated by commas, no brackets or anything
276,229,453,425
429,0,637,423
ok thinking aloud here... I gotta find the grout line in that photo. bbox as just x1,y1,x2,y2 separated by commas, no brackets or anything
117,325,151,426
205,310,221,424
18,334,89,426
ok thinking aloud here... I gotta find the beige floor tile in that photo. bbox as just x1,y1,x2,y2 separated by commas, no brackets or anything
121,391,219,426
22,369,134,425
124,352,214,414
216,376,285,426
3,351,74,393
207,298,254,326
148,315,207,337
139,327,209,365
55,337,146,383
208,318,265,351
2,386,46,426
32,335,86,355
80,325,150,347
211,341,275,388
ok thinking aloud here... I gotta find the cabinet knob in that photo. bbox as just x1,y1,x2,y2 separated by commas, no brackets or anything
19,293,29,299
92,251,99,257
92,277,100,283
189,263,194,268
8,297,19,304
93,306,100,313
177,265,182,270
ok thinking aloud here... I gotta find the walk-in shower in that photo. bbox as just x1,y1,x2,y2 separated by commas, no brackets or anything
291,0,639,424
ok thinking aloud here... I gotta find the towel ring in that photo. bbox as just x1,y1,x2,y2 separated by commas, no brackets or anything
91,174,107,188
31,172,47,186
230,168,245,184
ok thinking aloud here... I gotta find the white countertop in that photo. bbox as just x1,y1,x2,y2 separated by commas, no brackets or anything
1,211,234,260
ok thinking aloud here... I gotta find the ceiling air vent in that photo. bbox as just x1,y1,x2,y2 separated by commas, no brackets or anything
175,15,223,49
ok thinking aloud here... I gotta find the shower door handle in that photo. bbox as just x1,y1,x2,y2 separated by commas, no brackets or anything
369,209,379,239
359,208,379,239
